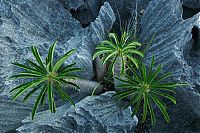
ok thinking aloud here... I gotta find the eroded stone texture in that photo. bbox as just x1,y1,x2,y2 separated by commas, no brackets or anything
0,95,32,132
0,0,82,94
17,92,138,133
67,0,152,30
139,0,200,132
54,2,116,79
0,1,115,132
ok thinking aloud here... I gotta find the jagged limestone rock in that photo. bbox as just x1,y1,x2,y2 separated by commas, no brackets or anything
0,0,82,131
0,1,115,132
67,0,152,31
0,0,115,94
17,91,138,133
0,0,82,94
57,2,115,79
0,89,89,133
0,94,32,132
138,0,200,132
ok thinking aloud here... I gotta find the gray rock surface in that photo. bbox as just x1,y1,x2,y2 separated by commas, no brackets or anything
0,94,32,132
0,0,115,94
0,0,115,132
17,91,138,133
0,0,82,131
0,89,89,133
58,2,115,79
139,0,200,132
67,0,152,30
0,0,82,94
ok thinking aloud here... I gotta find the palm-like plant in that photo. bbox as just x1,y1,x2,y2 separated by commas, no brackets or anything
93,32,144,75
113,56,188,125
9,41,82,119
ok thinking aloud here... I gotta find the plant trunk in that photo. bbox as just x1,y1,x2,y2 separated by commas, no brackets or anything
94,56,107,82
114,57,126,91
65,79,104,95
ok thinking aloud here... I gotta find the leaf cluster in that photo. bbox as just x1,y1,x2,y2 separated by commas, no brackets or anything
10,41,81,119
93,32,144,75
113,56,188,125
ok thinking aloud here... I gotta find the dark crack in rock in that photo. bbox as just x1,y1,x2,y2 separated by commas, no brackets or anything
69,0,102,28
182,5,200,19
67,0,152,30
17,91,138,133
182,0,200,9
57,2,116,79
61,0,85,10
138,0,200,132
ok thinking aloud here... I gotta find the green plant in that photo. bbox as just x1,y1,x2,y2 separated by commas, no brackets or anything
93,32,144,75
113,56,188,125
9,41,82,119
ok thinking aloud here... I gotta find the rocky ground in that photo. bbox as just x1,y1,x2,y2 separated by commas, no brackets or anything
0,0,200,132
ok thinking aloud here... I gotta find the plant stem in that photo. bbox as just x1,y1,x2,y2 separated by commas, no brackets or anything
65,79,104,95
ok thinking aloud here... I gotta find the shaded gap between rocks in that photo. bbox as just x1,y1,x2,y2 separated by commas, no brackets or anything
70,2,104,28
182,5,200,20
191,26,200,57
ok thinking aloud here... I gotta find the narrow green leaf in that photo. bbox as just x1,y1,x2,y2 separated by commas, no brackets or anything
142,93,148,123
147,97,156,125
131,100,142,117
9,73,42,79
23,87,39,103
13,79,43,100
152,73,172,84
149,64,162,84
59,68,82,75
47,83,54,113
126,55,139,69
40,90,46,106
93,50,113,60
127,41,142,47
148,56,155,79
124,92,142,109
11,63,44,75
58,63,76,73
57,75,81,80
151,90,176,104
53,49,76,72
126,62,141,82
109,33,119,46
150,94,170,123
114,89,138,101
47,40,57,70
32,84,47,120
102,51,118,65
31,46,46,72
54,82,75,106
152,87,176,94
124,49,144,57
10,81,33,93
100,40,117,50
27,59,46,74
